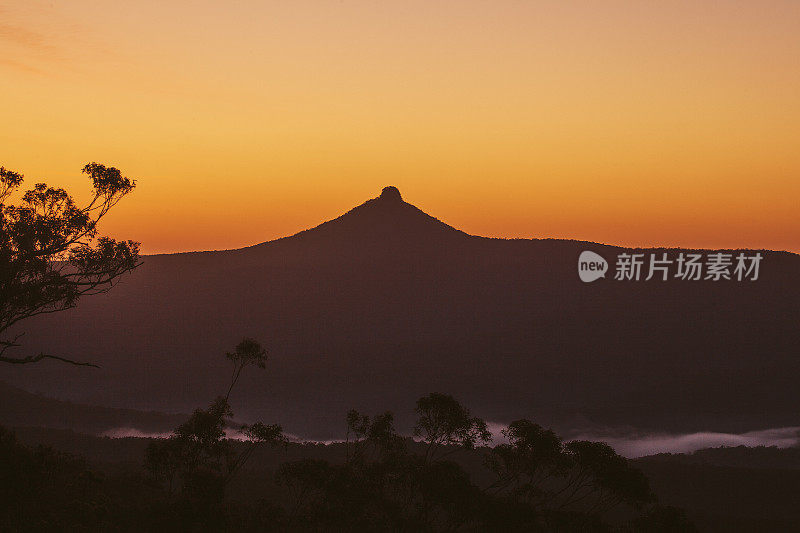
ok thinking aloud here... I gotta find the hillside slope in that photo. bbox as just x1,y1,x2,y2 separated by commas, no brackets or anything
5,187,799,438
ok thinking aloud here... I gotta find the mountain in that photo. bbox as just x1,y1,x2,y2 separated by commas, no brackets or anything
5,187,800,438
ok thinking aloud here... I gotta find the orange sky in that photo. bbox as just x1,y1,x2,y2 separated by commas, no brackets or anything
2,1,798,254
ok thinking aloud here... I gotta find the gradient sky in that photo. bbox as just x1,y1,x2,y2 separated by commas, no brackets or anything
2,0,798,254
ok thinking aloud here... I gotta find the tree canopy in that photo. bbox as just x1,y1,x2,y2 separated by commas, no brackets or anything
0,163,139,366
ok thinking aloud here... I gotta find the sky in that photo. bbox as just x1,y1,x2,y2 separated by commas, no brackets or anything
1,0,798,254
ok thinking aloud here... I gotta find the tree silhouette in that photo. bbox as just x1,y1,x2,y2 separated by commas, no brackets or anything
561,440,653,514
344,409,404,464
145,338,284,505
0,163,139,366
224,337,267,400
413,392,491,462
485,419,570,503
485,419,655,528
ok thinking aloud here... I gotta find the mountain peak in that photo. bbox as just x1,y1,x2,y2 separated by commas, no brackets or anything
255,185,469,250
379,186,403,202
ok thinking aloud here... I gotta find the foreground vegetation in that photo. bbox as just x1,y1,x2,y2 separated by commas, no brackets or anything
0,342,693,532
0,418,695,531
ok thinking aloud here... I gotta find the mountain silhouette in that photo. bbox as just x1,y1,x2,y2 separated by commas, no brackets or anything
265,185,467,245
6,188,800,439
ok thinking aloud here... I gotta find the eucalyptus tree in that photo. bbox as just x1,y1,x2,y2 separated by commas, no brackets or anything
0,163,139,366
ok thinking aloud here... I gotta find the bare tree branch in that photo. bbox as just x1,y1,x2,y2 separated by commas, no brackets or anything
0,352,100,368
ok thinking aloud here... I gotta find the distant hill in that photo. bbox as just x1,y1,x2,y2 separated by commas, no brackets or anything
5,186,799,438
638,444,800,471
0,381,184,435
636,447,800,531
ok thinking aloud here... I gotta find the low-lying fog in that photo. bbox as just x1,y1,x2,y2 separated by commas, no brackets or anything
102,425,800,458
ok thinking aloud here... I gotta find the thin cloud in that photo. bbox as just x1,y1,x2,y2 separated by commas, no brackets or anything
0,6,117,76
0,22,57,54
571,427,800,458
0,19,62,75
0,57,45,75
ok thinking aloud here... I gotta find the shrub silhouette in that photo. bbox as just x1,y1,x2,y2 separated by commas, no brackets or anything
0,427,104,530
277,394,665,531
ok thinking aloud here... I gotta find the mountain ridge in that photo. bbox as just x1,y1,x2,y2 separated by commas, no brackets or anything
147,186,798,258
5,187,799,439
